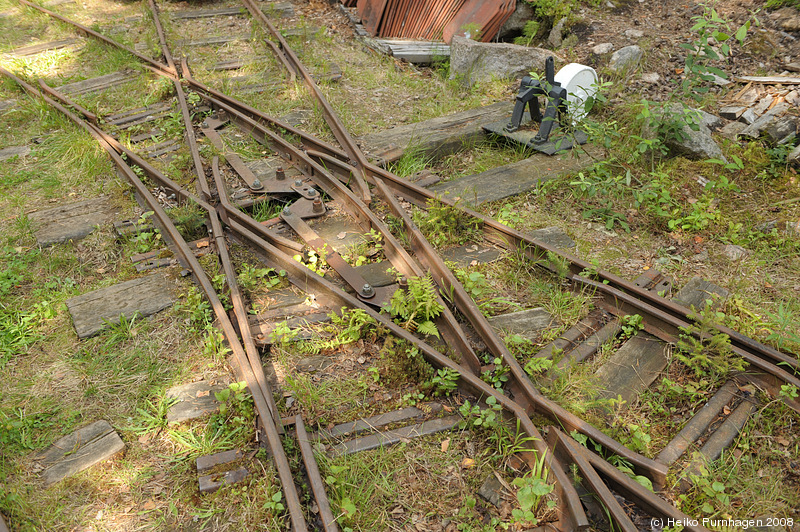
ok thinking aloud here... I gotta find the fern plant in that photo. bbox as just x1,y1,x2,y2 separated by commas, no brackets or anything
386,275,444,337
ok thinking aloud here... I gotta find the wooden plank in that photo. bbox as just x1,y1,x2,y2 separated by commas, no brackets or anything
56,70,138,96
673,276,729,310
179,35,248,47
530,226,576,251
308,215,367,254
431,147,599,205
313,405,440,440
166,379,230,423
65,273,176,338
33,420,125,485
10,38,80,56
199,467,249,493
359,101,514,163
29,195,121,247
656,381,737,465
440,243,502,266
171,6,247,19
594,332,669,406
0,145,31,161
735,75,800,84
328,415,461,455
487,308,555,342
171,2,293,19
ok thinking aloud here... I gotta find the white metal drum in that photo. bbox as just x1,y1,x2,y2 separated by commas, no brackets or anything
553,63,599,123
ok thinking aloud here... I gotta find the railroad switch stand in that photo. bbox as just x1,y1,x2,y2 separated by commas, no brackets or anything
484,56,596,155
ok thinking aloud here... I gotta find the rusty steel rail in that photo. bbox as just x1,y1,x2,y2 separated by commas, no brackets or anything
240,0,372,204
295,416,339,532
146,0,210,201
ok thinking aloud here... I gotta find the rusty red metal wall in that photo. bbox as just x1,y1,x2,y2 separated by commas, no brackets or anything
355,0,516,43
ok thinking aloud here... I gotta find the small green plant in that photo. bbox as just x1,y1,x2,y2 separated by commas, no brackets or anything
458,395,502,430
237,263,286,297
678,458,731,514
124,394,176,435
412,197,480,249
0,303,42,369
102,312,141,348
261,490,285,518
126,211,162,254
175,286,212,331
402,391,426,406
202,325,232,360
513,19,541,46
429,368,459,396
676,304,747,382
481,357,510,390
620,314,644,339
386,275,443,337
779,384,799,400
453,268,517,316
293,248,328,276
524,356,553,376
269,321,300,345
0,407,56,453
668,193,720,233
680,5,752,101
510,451,555,526
210,381,255,444
545,250,571,278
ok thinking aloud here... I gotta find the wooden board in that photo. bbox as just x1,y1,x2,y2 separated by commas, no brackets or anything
441,243,502,267
56,70,138,96
33,420,125,485
487,308,555,342
0,145,31,161
166,379,230,423
171,2,293,19
29,196,121,247
10,38,80,56
530,226,576,251
179,35,248,47
673,276,729,310
66,274,175,338
431,146,600,205
359,101,514,163
328,415,461,455
314,405,439,440
594,332,668,406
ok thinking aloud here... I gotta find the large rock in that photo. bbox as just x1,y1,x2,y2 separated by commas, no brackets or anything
548,17,567,48
449,36,561,87
497,1,535,39
644,104,725,160
789,144,800,166
608,45,642,73
775,8,800,32
740,103,791,139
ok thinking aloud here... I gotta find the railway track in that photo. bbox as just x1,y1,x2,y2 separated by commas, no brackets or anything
2,0,799,530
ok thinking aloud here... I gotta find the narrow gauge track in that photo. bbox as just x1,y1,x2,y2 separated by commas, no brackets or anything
4,1,799,530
